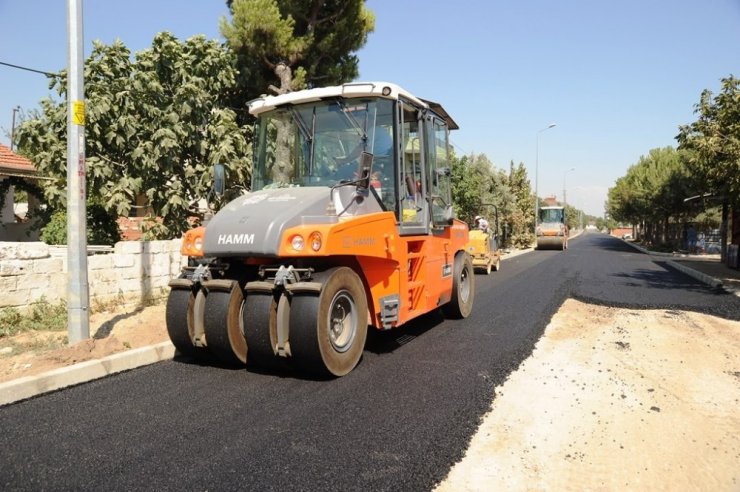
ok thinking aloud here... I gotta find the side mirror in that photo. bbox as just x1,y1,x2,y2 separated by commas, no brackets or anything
355,151,374,190
213,163,226,197
443,205,454,225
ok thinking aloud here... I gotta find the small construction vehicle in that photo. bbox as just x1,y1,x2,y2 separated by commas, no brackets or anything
466,205,502,274
166,82,474,377
536,205,568,250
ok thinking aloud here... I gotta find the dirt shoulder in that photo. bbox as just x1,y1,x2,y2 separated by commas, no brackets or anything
1,297,739,490
0,303,168,384
436,299,740,491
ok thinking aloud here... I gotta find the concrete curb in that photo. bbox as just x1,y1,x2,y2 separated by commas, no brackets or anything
622,239,739,296
664,260,723,288
501,247,534,260
0,341,175,407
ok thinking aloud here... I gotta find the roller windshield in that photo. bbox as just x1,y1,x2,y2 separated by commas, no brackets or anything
539,208,564,224
252,98,395,191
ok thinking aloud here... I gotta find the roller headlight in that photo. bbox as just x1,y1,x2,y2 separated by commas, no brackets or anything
291,235,305,251
309,231,322,252
180,227,206,257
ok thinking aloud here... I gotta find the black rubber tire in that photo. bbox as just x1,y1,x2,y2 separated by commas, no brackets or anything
203,284,247,366
243,291,285,370
165,287,201,358
442,252,475,319
289,267,368,377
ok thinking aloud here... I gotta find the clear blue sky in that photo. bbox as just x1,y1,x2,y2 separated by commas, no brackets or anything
1,0,739,216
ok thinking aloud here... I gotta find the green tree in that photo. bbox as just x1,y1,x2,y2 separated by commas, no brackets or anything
677,75,740,206
16,33,250,239
221,0,375,100
508,161,535,248
451,154,510,222
40,206,120,246
607,146,692,246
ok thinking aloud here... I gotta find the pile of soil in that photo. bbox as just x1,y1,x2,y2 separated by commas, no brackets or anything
436,299,740,490
0,304,168,383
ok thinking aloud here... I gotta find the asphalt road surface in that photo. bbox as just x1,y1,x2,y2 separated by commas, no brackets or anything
2,231,738,491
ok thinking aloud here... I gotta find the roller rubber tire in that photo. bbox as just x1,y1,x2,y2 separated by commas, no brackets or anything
289,267,368,377
166,287,201,358
442,252,475,319
243,291,285,370
203,285,247,366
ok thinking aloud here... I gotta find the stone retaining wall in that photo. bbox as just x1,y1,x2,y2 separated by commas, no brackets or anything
0,240,185,311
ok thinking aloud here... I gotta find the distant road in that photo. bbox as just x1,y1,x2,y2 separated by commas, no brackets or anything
1,231,737,491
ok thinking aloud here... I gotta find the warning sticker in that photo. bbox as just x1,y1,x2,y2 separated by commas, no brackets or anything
72,100,85,126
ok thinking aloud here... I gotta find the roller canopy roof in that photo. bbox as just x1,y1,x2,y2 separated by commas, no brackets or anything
248,81,458,130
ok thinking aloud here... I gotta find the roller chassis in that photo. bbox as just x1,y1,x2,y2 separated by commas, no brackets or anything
168,244,473,377
535,235,568,250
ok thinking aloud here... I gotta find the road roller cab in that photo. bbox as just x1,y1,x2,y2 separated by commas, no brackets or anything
536,205,569,250
166,82,474,377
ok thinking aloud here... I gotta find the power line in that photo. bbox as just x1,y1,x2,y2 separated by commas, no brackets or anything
0,61,56,77
449,138,468,156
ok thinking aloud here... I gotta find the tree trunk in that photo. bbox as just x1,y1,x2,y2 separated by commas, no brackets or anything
271,62,294,183
721,200,728,263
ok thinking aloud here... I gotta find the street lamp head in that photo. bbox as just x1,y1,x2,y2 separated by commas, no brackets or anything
548,123,556,129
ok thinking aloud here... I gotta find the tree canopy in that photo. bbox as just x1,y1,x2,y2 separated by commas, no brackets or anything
16,33,250,239
677,75,740,206
508,161,536,247
450,153,540,248
605,75,740,248
221,0,375,101
607,146,695,245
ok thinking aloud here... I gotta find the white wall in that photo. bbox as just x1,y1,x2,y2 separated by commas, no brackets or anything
0,239,185,310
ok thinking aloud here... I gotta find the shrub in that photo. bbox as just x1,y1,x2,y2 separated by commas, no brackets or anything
0,298,67,337
40,204,121,245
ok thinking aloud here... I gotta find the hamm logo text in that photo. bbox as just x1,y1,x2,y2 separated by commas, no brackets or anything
217,233,255,245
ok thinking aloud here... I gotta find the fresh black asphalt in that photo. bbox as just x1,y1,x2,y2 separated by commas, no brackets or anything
1,231,738,491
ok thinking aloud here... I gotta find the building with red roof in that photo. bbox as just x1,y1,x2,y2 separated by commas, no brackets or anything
0,143,42,240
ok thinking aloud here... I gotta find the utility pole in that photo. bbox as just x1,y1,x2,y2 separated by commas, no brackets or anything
10,106,21,151
66,0,89,344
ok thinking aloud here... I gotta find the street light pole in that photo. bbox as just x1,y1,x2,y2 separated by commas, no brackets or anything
534,123,556,230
